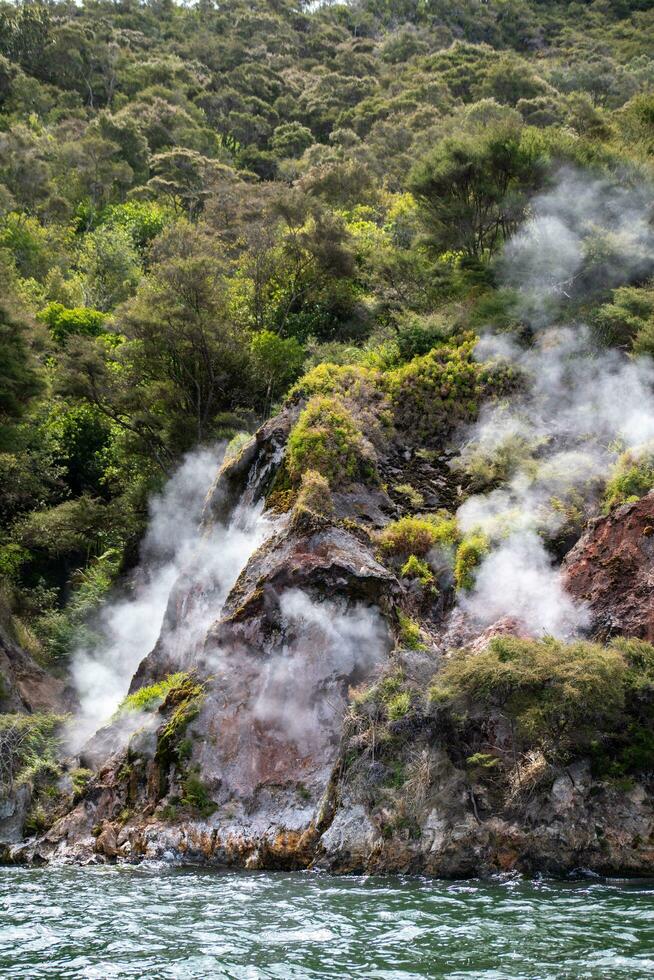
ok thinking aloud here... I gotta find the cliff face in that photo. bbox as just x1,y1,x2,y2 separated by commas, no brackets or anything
563,493,654,643
8,420,653,876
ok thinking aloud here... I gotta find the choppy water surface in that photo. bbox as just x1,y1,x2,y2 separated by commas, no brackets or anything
0,866,653,979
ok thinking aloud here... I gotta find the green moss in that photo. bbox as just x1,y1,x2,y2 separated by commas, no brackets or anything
286,395,376,487
454,531,490,591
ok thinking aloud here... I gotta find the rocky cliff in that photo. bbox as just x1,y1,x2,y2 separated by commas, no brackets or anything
6,393,653,875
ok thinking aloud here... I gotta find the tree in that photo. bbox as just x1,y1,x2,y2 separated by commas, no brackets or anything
117,221,250,447
409,122,547,258
0,259,40,440
249,330,305,415
77,225,141,311
146,149,230,221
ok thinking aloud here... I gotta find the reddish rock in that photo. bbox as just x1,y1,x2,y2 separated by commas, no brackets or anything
562,491,654,641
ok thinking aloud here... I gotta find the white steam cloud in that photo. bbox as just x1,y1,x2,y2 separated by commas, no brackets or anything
70,446,272,747
252,589,389,746
455,169,654,638
499,167,654,328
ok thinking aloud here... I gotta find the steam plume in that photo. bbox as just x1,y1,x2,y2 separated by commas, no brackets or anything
70,446,271,746
455,169,654,637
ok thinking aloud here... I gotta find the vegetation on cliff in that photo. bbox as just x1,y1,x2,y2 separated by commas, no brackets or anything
0,2,653,826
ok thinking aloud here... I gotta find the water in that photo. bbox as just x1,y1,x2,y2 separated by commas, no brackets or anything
0,867,653,979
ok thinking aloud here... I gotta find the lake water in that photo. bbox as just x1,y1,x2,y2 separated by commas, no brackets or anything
0,866,652,978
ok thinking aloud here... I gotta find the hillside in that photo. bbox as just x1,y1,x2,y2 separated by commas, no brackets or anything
0,0,653,871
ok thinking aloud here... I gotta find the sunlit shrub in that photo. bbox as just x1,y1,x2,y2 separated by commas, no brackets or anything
385,335,517,441
453,531,490,591
379,512,458,558
286,395,376,487
432,635,654,771
603,444,654,511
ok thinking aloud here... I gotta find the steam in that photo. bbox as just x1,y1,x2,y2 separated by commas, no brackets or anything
499,167,654,329
70,446,271,747
455,169,654,638
252,589,389,746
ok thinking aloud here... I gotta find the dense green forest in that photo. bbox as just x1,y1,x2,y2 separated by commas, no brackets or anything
1,0,653,671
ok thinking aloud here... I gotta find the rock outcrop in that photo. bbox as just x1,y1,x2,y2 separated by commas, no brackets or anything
0,617,72,716
6,427,653,877
563,491,654,642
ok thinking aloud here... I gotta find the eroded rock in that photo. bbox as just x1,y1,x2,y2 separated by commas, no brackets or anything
563,491,654,641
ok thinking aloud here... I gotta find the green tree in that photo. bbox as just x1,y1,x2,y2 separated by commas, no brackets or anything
409,122,548,258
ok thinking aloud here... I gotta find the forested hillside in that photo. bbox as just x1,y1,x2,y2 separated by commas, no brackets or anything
1,0,653,675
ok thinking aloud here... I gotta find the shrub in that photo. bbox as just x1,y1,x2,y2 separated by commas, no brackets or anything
397,612,425,651
36,302,107,345
224,432,253,461
385,335,517,442
591,284,654,349
155,674,206,767
453,432,538,492
292,469,334,521
429,635,654,767
454,531,490,591
400,554,434,586
0,713,64,791
118,672,195,714
286,395,375,487
379,512,458,558
180,770,215,817
603,445,654,511
13,495,108,560
395,313,454,361
387,691,411,721
393,483,424,509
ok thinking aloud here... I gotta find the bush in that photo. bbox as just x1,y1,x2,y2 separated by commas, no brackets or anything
118,671,197,714
0,712,64,791
400,554,434,586
379,512,458,558
286,395,375,487
453,432,538,492
603,445,654,511
591,284,654,349
454,531,490,591
289,362,384,409
385,335,517,442
293,469,333,521
36,302,107,345
429,635,654,767
13,495,108,560
395,313,454,361
397,612,425,651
